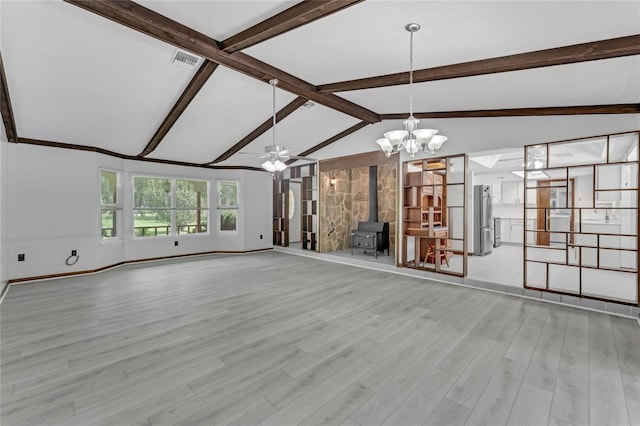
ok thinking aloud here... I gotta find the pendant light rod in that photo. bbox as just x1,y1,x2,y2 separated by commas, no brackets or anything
270,78,278,146
262,78,287,173
405,23,419,117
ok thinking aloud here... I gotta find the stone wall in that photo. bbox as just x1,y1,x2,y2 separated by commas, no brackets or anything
319,164,397,254
378,163,397,251
350,167,370,230
320,169,351,252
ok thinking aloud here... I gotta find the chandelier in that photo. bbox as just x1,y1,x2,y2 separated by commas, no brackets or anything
262,79,288,173
376,23,447,158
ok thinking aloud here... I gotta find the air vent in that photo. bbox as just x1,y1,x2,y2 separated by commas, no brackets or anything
302,101,316,110
171,49,201,69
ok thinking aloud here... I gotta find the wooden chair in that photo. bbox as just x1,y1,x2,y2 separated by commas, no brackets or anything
423,240,449,267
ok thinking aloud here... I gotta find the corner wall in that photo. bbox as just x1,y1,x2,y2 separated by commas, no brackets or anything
5,143,273,281
0,123,8,294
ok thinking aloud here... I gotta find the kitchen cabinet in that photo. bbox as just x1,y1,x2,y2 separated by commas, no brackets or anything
549,215,570,243
510,220,524,244
580,222,624,269
500,218,535,244
502,181,524,204
491,183,502,204
526,219,535,244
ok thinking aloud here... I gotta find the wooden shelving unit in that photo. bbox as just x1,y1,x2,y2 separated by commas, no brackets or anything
402,160,449,269
273,177,289,246
272,164,317,250
301,164,317,251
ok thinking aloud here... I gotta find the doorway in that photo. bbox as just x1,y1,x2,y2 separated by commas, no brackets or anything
467,147,526,287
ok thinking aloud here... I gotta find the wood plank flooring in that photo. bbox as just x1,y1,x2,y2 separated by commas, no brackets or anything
1,251,639,426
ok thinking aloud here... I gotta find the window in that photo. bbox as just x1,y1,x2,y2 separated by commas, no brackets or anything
134,177,172,237
101,170,120,238
133,176,209,238
176,179,208,234
218,181,238,232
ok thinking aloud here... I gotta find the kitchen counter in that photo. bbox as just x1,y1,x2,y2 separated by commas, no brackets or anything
580,219,621,225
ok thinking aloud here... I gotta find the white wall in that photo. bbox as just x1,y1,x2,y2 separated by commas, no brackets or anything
6,143,273,280
0,122,8,292
288,181,301,243
242,170,274,250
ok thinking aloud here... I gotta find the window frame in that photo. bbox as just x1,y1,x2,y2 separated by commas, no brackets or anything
100,169,121,240
175,178,210,235
217,180,239,233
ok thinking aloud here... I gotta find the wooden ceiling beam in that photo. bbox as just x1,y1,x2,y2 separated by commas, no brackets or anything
318,34,640,93
287,121,370,163
17,137,264,171
138,60,219,157
0,51,18,142
64,0,380,124
379,104,640,120
211,96,308,164
221,0,363,53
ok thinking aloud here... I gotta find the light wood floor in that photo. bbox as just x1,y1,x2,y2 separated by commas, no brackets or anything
1,251,639,426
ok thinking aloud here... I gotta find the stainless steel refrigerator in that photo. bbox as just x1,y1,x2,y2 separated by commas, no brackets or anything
474,185,493,256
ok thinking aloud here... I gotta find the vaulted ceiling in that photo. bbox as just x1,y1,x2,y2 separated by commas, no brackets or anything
1,0,639,170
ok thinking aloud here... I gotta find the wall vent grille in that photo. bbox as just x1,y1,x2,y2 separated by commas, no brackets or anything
172,49,200,69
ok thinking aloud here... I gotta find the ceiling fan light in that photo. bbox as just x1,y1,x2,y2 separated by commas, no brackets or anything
274,160,287,172
261,160,277,173
427,135,448,154
405,138,420,157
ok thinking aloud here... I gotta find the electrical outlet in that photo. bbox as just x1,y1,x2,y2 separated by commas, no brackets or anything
18,254,25,261
174,241,179,246
71,250,77,256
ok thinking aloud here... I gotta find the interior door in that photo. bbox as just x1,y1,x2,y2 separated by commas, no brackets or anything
535,179,574,246
536,181,551,246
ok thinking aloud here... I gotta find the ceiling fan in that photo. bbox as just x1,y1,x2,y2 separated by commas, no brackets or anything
246,79,316,172
259,145,314,161
237,144,316,170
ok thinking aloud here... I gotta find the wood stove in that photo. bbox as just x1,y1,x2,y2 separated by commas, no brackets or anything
351,221,390,258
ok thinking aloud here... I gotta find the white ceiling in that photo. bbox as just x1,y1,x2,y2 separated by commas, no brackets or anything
0,0,638,168
246,0,640,84
340,57,640,113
